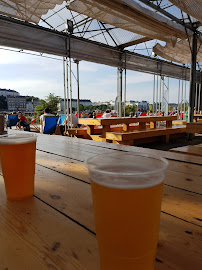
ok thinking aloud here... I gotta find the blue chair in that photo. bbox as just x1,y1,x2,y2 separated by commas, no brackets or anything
43,116,59,134
7,114,18,128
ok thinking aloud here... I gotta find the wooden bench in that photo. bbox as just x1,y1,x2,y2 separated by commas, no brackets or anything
66,124,151,140
172,120,187,126
186,122,202,134
106,127,187,145
77,116,178,143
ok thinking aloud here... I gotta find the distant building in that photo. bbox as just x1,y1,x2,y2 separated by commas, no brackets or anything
137,101,149,112
7,96,26,112
168,103,178,110
58,98,92,112
0,88,19,97
26,98,40,112
92,101,111,106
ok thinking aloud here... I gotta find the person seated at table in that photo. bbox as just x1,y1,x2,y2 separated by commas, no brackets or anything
102,109,111,118
16,112,30,131
81,112,88,118
60,109,79,135
40,107,55,133
88,111,93,118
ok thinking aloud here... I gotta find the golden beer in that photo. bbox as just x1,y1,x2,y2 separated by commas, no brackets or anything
86,152,167,270
0,134,37,200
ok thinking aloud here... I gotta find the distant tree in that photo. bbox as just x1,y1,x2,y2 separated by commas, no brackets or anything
79,104,84,112
122,105,132,116
26,96,39,101
45,93,60,113
35,93,60,116
35,99,48,116
149,104,153,112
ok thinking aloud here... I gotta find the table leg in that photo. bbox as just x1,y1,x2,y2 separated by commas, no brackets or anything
150,122,156,129
123,123,129,132
87,125,95,135
166,121,172,128
139,122,146,130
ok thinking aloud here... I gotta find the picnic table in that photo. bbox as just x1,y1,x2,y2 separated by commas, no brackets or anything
76,116,186,145
0,130,202,269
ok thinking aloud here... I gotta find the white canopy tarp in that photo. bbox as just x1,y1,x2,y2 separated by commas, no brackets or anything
153,38,202,64
68,0,189,44
0,0,64,24
169,0,202,23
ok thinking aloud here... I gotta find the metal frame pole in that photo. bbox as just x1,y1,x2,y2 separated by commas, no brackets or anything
116,68,120,116
69,58,73,127
181,79,183,120
156,76,158,115
153,75,155,116
66,58,70,128
124,53,126,117
159,76,162,114
198,81,201,112
63,57,67,134
119,68,123,117
184,80,186,119
167,77,169,115
124,71,126,117
188,30,197,124
178,80,180,119
76,60,80,118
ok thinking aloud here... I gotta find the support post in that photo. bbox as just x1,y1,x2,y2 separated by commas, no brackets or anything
74,60,80,118
124,67,126,117
63,57,67,134
153,75,155,116
188,30,197,123
118,68,123,117
66,58,70,128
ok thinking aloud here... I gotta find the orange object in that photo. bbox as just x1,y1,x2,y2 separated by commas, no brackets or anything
91,181,163,270
86,152,167,270
0,135,37,200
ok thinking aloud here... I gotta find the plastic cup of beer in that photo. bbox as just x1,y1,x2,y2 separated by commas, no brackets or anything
0,134,37,200
86,151,168,270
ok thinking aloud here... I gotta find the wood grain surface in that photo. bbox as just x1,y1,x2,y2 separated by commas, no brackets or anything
3,129,202,270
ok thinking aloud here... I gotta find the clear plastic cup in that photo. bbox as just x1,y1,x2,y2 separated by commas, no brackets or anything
0,134,37,200
86,151,168,270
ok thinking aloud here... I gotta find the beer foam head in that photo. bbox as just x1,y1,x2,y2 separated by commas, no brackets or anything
86,151,168,189
0,134,37,145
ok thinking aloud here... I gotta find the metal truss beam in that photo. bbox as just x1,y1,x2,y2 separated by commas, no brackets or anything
138,0,197,32
0,15,200,82
119,37,152,49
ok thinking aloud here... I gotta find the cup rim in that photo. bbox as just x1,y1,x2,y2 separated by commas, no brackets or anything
85,151,168,177
0,133,37,145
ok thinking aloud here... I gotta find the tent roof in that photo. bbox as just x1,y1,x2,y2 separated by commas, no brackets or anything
0,0,202,66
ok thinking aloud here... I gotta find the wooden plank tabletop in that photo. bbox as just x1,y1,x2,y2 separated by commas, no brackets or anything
170,144,202,157
1,130,202,269
78,116,177,126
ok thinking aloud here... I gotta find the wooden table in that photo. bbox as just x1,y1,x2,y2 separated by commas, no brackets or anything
170,144,202,157
77,116,179,144
194,114,202,122
1,130,202,269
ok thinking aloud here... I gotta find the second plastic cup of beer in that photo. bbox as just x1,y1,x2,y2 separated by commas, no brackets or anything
86,151,168,270
0,134,37,200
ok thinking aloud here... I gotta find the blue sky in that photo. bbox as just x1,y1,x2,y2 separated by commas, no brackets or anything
0,46,189,103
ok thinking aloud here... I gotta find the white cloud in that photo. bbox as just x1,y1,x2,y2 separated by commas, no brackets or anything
126,72,153,84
